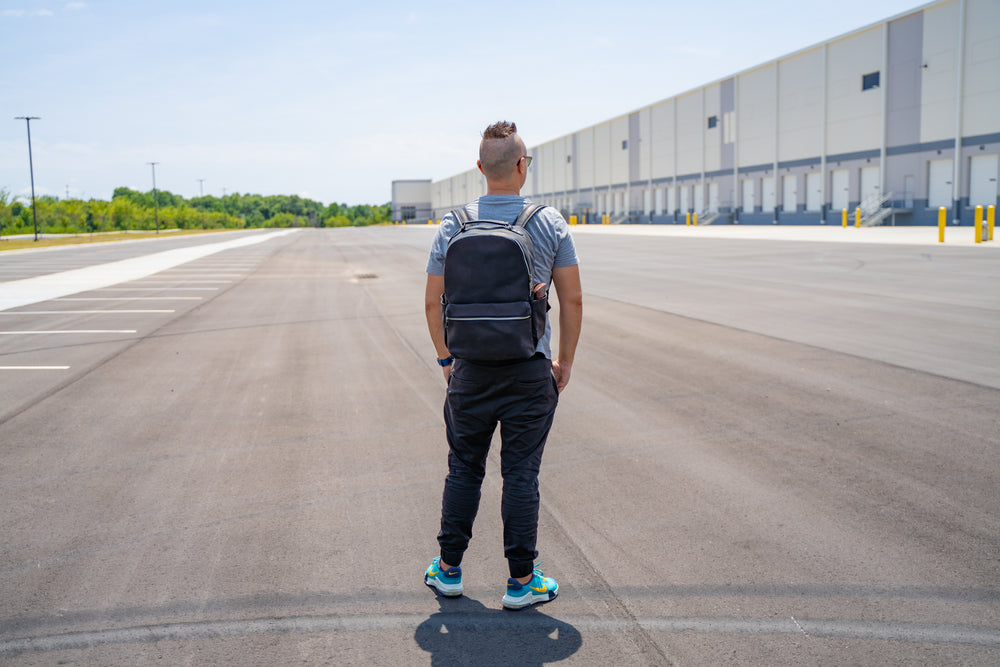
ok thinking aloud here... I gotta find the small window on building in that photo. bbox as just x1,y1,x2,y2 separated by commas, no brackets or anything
707,115,718,129
622,140,628,150
862,71,880,91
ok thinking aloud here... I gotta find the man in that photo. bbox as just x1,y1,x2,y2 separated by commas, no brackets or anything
423,121,583,610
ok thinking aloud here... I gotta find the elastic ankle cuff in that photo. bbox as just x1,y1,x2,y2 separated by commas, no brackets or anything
441,552,463,568
509,562,534,579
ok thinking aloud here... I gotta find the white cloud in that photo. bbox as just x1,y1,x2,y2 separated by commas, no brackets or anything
2,9,27,17
33,9,55,17
65,2,87,9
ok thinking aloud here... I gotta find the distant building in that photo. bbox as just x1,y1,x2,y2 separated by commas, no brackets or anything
391,180,432,223
409,0,999,226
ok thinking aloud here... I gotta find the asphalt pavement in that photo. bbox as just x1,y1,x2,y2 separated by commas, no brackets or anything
0,225,997,665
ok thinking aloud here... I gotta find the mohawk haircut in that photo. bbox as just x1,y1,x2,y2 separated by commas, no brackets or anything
482,121,517,140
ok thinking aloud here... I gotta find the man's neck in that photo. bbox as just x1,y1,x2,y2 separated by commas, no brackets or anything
485,181,521,196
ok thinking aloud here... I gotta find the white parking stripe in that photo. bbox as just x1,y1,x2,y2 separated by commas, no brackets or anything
0,330,137,335
0,310,175,314
0,366,71,370
92,287,219,291
0,229,298,311
54,297,203,301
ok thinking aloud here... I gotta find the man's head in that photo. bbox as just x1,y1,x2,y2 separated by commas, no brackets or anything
478,121,529,194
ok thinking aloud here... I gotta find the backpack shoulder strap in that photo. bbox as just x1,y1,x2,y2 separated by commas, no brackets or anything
512,203,546,229
451,206,472,225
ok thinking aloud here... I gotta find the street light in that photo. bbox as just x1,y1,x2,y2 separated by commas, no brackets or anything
14,116,40,241
197,179,205,197
148,162,159,233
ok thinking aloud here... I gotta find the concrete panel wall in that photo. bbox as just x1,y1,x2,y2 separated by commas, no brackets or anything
738,64,777,167
827,26,883,156
676,91,704,175
593,122,611,189
610,116,630,186
778,47,823,163
638,107,652,183
920,0,959,143
577,127,595,190
887,12,923,149
963,0,1000,137
704,83,721,174
650,100,675,180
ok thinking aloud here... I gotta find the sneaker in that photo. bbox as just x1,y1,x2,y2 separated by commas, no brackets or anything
501,566,558,610
424,557,463,597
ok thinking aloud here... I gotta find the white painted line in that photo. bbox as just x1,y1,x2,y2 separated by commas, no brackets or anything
0,330,137,335
0,310,175,314
54,297,203,301
92,287,219,291
132,280,233,284
0,229,299,311
0,366,71,370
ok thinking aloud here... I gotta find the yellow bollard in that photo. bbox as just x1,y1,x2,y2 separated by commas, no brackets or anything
938,207,946,243
855,208,861,228
428,219,433,225
988,205,995,241
974,205,983,243
569,215,577,225
581,214,587,225
842,208,848,228
685,212,691,226
693,212,698,226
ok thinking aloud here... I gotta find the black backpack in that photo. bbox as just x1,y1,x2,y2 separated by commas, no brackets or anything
441,203,549,361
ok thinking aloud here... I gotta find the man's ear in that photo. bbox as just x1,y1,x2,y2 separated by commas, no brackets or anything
477,160,484,175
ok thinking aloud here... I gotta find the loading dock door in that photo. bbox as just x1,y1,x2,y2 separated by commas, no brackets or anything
928,159,953,209
708,183,719,213
742,179,755,212
969,154,998,207
762,177,776,212
680,185,690,213
831,169,849,211
693,184,704,212
806,173,822,212
860,166,880,203
782,174,797,213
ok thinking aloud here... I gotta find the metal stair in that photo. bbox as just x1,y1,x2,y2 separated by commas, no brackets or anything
859,191,894,227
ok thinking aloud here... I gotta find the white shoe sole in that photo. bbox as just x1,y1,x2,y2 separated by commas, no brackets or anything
426,576,463,597
502,585,558,609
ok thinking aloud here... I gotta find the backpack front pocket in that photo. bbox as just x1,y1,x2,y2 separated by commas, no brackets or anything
443,301,536,360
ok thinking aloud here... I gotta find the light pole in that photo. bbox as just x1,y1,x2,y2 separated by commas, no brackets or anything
14,116,40,241
148,162,159,233
197,179,205,197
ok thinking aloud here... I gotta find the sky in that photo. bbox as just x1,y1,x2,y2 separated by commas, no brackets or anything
2,0,926,206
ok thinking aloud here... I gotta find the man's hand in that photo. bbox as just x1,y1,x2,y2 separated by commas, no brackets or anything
552,359,572,393
441,364,452,384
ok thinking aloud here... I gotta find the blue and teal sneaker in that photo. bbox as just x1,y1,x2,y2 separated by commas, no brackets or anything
502,566,558,610
424,557,463,597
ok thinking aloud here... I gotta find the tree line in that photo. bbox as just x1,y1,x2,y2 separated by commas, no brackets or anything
0,187,391,236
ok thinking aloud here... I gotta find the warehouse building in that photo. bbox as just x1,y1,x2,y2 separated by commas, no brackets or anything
402,0,998,227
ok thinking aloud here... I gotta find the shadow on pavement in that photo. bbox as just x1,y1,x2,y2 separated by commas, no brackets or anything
414,595,582,666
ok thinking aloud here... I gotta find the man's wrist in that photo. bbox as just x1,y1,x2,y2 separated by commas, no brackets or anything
436,356,454,367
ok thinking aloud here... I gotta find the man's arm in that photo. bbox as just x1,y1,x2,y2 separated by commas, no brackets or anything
550,264,583,393
425,273,451,382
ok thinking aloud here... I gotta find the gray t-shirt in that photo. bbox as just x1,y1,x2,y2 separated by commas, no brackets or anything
426,195,579,359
